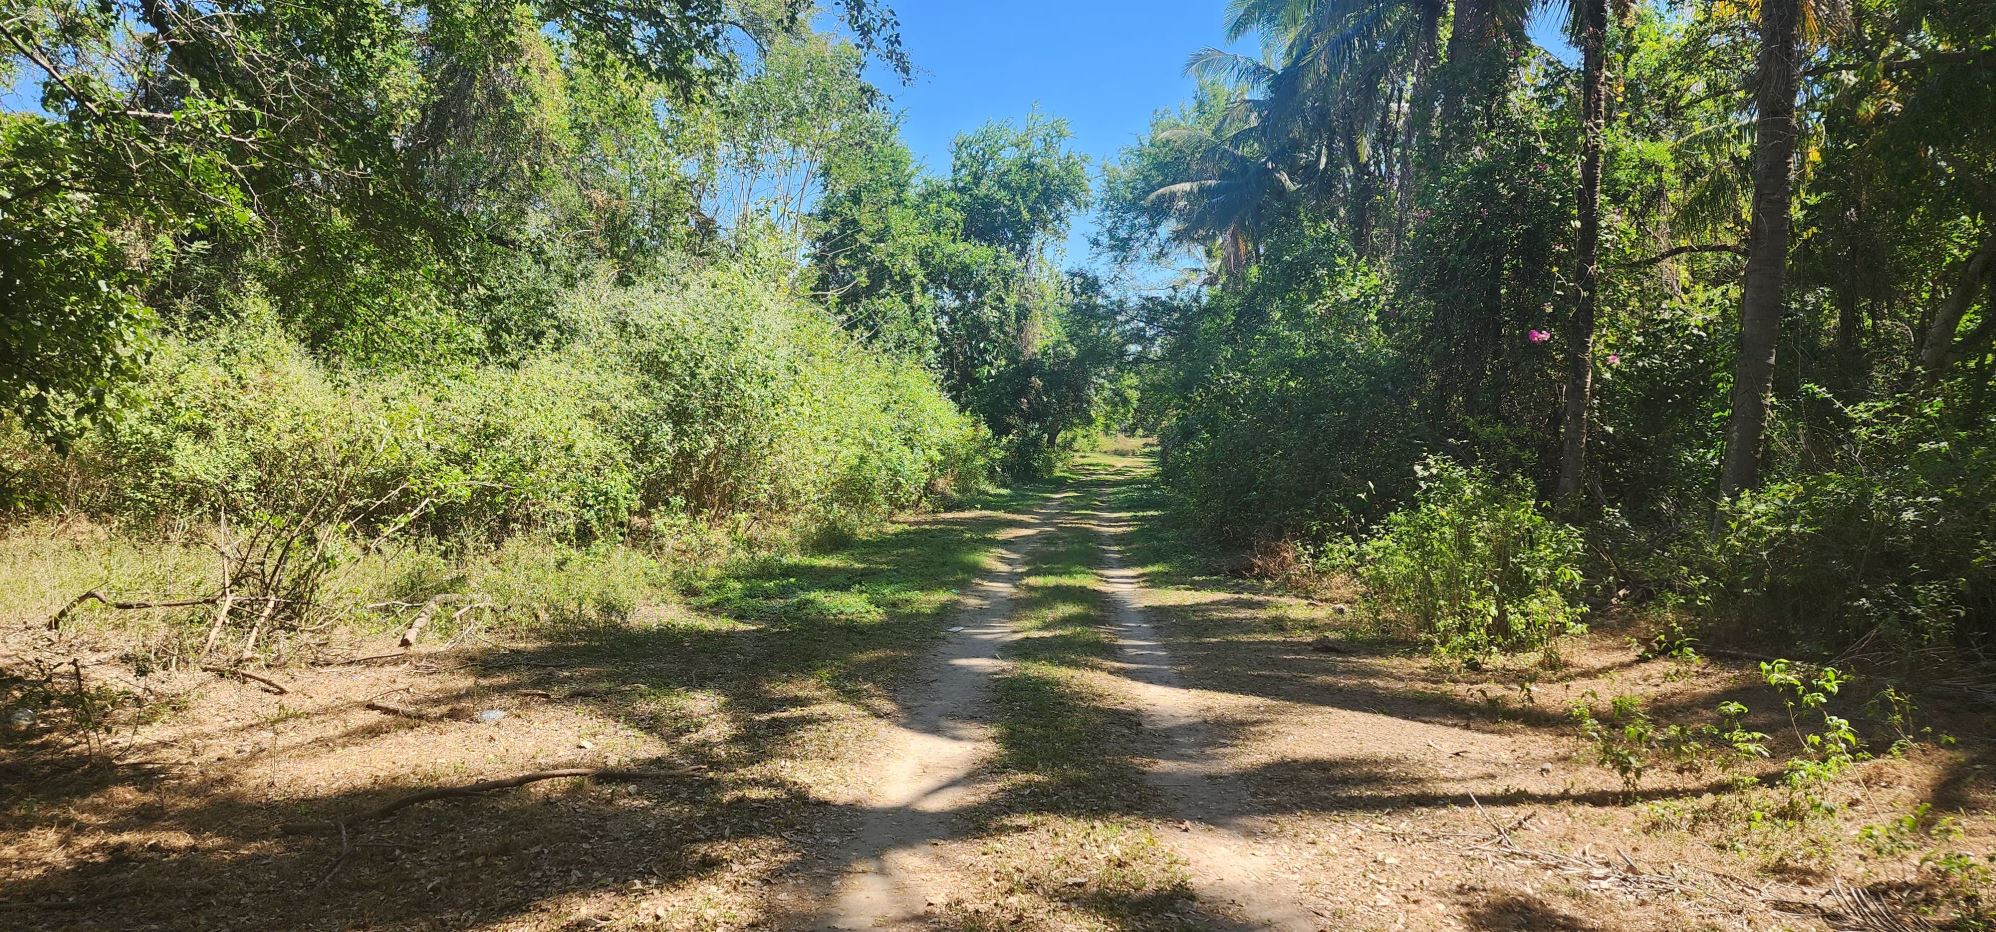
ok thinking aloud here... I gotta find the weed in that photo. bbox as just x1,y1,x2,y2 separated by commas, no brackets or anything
1570,692,1768,797
1759,660,1865,819
1860,803,1963,857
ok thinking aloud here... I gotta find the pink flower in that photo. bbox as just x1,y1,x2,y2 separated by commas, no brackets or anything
1607,353,1621,365
1528,329,1550,344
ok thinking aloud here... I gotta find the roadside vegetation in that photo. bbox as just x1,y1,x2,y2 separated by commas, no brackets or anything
4,0,1995,927
1083,0,1996,922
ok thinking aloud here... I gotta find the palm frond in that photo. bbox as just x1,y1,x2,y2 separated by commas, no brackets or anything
1185,47,1278,86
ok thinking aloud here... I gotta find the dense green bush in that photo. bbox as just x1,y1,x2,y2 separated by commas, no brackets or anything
585,266,988,521
0,262,991,544
1156,228,1424,543
1695,398,1996,649
1350,457,1589,656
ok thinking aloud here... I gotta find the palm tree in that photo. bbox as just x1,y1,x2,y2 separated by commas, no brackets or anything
1144,109,1299,277
1556,0,1610,503
1213,0,1615,502
1718,0,1820,501
1213,0,1450,239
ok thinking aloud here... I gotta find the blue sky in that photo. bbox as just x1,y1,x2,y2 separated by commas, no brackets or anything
862,1,1245,266
863,1,1578,269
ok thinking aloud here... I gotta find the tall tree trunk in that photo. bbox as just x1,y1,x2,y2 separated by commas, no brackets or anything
1556,0,1609,503
1344,126,1376,255
1389,3,1443,253
1717,0,1802,501
1440,0,1494,131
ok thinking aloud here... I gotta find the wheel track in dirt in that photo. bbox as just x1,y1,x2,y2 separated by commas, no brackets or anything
1092,502,1327,932
813,480,1324,930
812,502,1051,930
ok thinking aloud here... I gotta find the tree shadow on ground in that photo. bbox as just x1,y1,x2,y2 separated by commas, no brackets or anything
753,483,1222,930
1457,891,1602,931
1088,451,1996,812
0,488,1071,931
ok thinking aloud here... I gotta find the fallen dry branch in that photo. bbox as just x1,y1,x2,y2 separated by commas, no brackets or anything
280,767,682,834
1832,880,1938,932
362,699,451,721
519,684,643,701
316,652,418,666
387,594,486,648
48,591,219,630
198,665,290,695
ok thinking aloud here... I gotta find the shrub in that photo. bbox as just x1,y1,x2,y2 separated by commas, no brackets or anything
1155,241,1424,544
467,537,670,632
0,259,993,659
1351,456,1587,656
1695,397,1996,651
2,261,991,542
1572,694,1764,794
1570,661,1929,826
567,267,990,523
1570,692,1767,797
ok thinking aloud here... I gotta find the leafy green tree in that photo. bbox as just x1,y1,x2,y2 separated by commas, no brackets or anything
944,112,1091,264
0,114,162,440
706,23,885,236
0,0,906,430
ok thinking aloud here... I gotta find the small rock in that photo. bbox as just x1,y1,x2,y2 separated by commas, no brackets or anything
6,708,36,729
578,740,594,750
1539,762,1554,776
476,709,507,724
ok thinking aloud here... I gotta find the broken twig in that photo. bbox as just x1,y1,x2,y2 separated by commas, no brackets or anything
200,665,290,695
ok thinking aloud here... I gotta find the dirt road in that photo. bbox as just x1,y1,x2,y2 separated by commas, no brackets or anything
815,486,1323,930
10,449,1975,931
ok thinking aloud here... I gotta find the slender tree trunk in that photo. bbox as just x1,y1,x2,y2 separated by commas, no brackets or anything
1389,4,1443,252
1440,0,1493,131
1344,127,1376,254
1557,0,1609,503
1717,0,1802,501
1918,231,1996,379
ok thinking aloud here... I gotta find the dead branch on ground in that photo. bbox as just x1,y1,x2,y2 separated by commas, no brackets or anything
1459,794,1837,922
199,665,290,694
279,767,686,834
361,699,458,721
389,594,487,648
47,591,220,631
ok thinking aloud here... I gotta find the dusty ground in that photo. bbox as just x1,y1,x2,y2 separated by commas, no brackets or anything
3,448,1993,930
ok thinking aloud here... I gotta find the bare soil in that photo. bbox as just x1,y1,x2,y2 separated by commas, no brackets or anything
3,450,1992,931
